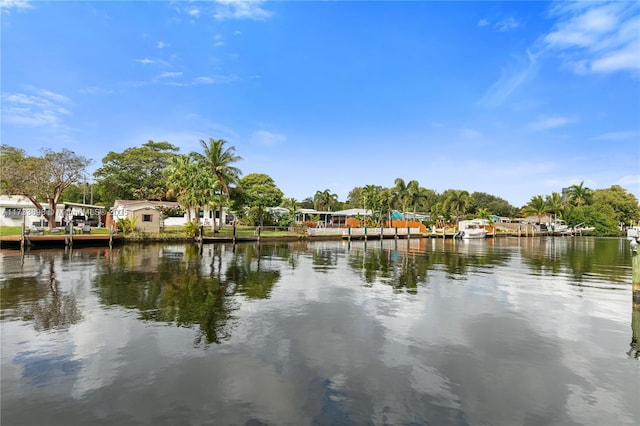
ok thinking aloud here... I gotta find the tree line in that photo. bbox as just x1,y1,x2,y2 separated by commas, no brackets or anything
1,141,638,235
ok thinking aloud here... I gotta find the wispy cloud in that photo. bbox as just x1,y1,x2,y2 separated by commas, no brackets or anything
495,16,519,32
528,115,574,131
592,130,640,141
164,74,239,86
187,7,200,18
156,41,168,49
0,0,32,13
158,71,183,78
479,50,539,108
477,18,489,28
542,2,640,74
213,0,273,21
461,128,481,138
251,130,286,146
2,88,70,127
134,58,170,67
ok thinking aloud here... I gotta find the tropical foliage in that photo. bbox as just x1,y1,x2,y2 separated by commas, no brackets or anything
1,145,91,230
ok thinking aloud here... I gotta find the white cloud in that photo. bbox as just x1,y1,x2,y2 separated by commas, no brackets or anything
542,2,640,74
461,128,481,138
162,74,239,87
156,41,168,49
187,7,200,17
158,71,183,78
2,89,71,128
213,0,272,21
0,0,32,13
479,50,539,108
527,116,573,131
251,130,286,146
477,18,489,27
135,58,154,65
495,16,519,32
592,130,639,141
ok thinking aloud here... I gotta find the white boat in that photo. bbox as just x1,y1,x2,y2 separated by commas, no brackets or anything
456,219,489,239
546,219,570,233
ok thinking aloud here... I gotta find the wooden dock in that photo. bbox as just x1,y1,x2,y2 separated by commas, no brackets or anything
0,234,124,249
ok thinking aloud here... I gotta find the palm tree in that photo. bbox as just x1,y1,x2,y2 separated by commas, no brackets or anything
377,188,394,225
443,190,470,223
394,178,420,219
313,189,338,211
195,138,243,231
408,184,430,221
281,197,298,214
522,195,548,226
166,155,219,223
566,181,592,206
545,192,565,221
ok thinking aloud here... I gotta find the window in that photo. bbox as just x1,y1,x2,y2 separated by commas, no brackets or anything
142,214,152,222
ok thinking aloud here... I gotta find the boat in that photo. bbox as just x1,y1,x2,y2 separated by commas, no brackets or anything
456,219,489,239
546,219,570,233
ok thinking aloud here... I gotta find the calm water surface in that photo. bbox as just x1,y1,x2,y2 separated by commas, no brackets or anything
1,237,638,425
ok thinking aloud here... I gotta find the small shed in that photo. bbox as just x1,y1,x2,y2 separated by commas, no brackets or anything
127,205,161,233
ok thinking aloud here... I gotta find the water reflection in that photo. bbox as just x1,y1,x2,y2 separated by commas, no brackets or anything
92,243,284,345
1,238,637,425
1,252,82,331
521,237,631,287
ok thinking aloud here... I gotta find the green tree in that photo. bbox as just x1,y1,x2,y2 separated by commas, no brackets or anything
236,173,284,226
564,205,620,236
281,197,299,214
313,189,338,211
566,181,593,206
443,189,470,223
165,154,219,223
545,192,565,220
592,185,640,226
522,195,548,225
93,140,179,205
194,138,243,232
469,192,518,217
1,145,91,230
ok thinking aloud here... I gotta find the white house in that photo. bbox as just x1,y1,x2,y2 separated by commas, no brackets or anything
111,200,231,230
0,195,66,228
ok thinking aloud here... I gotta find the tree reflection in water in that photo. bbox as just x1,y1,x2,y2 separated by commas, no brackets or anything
346,239,509,293
0,253,82,331
92,243,283,346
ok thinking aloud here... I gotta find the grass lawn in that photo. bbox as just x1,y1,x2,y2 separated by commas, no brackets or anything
0,226,112,236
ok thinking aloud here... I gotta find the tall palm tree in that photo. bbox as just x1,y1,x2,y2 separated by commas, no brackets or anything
313,189,338,211
443,189,470,223
195,138,243,231
567,181,592,206
545,192,565,221
166,154,219,222
522,195,548,226
394,178,420,219
377,188,394,225
408,184,430,221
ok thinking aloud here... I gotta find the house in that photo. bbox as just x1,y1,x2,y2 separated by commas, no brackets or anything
112,200,180,233
0,195,66,228
111,200,231,232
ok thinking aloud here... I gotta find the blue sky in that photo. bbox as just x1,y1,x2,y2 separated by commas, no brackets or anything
2,0,639,207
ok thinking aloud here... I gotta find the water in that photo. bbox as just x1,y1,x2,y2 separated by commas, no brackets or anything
1,237,638,425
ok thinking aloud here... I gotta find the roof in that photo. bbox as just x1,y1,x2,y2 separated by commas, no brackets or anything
113,200,182,209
